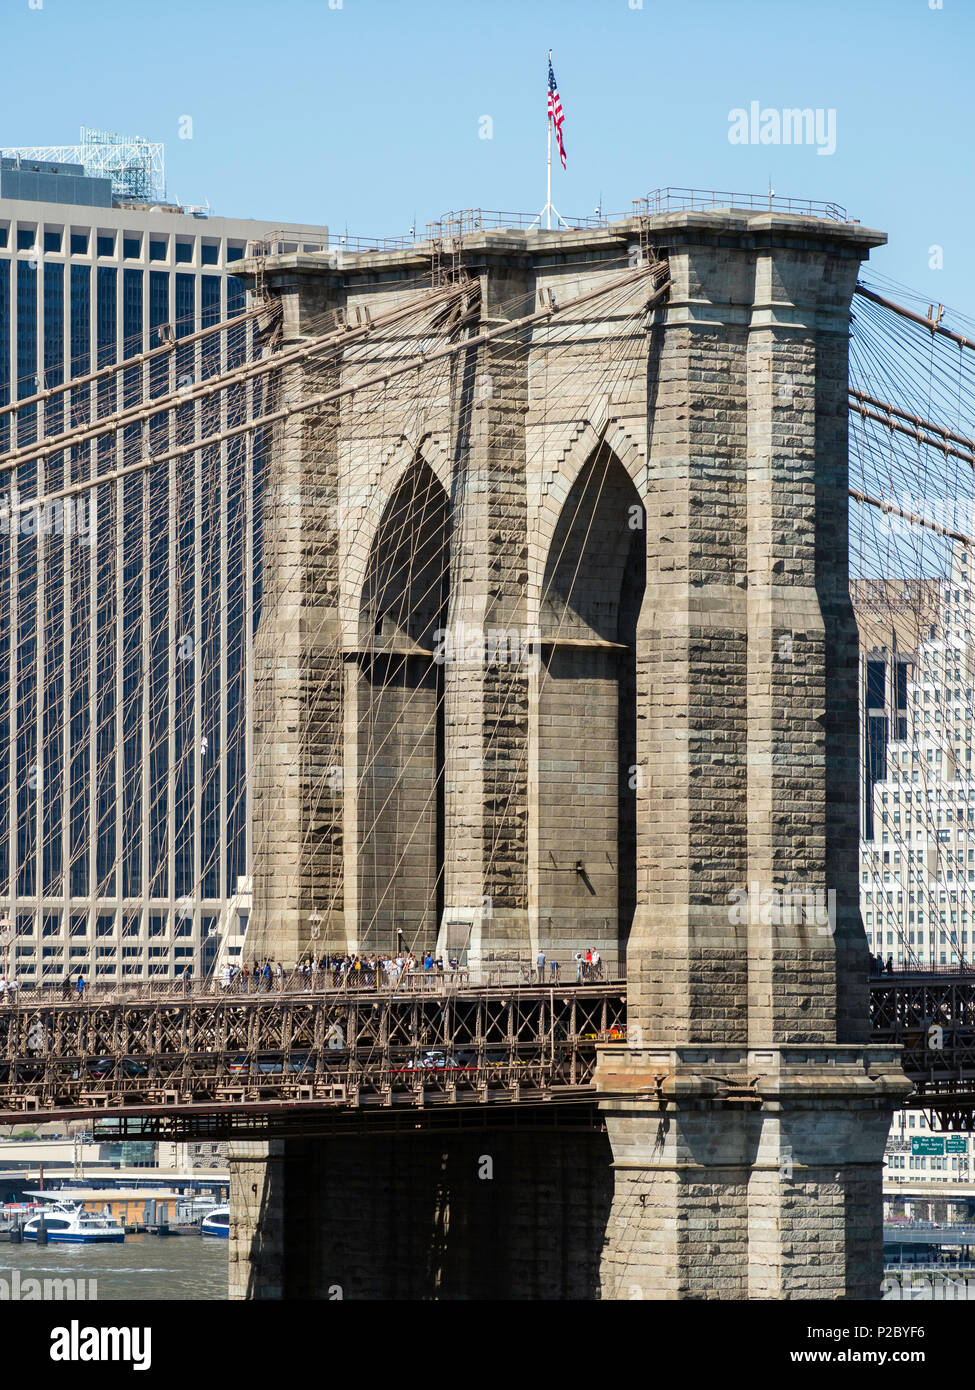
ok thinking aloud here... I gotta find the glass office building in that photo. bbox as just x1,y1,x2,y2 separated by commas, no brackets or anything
0,155,328,981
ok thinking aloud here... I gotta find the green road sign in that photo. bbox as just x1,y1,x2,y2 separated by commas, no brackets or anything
946,1137,968,1155
912,1137,945,1156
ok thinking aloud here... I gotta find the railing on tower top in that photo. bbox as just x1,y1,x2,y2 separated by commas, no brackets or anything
245,194,851,264
247,211,617,261
429,208,613,236
633,187,850,221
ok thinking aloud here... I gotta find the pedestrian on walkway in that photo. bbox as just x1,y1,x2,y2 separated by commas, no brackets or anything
536,949,545,983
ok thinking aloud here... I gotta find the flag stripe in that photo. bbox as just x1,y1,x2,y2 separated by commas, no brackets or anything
548,58,566,169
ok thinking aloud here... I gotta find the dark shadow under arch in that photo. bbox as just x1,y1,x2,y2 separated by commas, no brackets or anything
354,460,451,954
538,446,645,963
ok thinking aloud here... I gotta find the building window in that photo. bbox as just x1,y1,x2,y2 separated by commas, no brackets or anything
201,243,219,266
70,232,88,255
97,234,115,257
175,241,193,264
43,229,61,253
70,263,90,380
149,239,167,262
123,236,141,258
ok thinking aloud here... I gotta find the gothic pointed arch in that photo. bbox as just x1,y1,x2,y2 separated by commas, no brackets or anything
350,455,451,954
533,443,646,963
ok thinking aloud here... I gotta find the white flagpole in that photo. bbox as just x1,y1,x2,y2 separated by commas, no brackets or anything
531,48,566,231
546,49,552,230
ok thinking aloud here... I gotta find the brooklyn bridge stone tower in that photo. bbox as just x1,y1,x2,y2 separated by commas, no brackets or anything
232,204,909,1299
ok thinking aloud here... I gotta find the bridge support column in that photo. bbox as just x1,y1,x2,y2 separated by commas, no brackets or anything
596,210,908,1299
440,269,534,969
596,1045,909,1299
228,1140,287,1300
249,274,348,965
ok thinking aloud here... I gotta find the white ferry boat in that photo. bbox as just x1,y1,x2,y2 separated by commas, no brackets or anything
200,1204,230,1238
22,1201,125,1244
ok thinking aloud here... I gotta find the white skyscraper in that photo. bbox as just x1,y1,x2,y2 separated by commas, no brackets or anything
856,549,975,970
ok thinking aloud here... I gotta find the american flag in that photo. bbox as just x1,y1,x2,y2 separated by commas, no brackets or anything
548,56,566,169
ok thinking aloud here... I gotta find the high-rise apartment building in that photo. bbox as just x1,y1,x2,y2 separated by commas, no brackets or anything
0,138,328,983
854,551,975,969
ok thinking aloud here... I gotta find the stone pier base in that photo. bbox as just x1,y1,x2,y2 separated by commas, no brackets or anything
595,1045,912,1300
228,1140,287,1300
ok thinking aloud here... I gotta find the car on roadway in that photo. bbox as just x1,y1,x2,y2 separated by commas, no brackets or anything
71,1057,150,1081
228,1052,314,1076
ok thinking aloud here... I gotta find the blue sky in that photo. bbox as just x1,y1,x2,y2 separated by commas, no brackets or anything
2,0,971,312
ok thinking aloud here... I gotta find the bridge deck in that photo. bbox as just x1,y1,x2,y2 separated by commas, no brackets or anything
3,973,975,1136
0,982,625,1136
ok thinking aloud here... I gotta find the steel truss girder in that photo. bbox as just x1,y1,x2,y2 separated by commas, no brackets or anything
871,976,975,1117
0,986,625,1121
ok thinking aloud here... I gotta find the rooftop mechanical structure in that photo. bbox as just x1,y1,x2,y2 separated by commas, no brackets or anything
0,127,165,203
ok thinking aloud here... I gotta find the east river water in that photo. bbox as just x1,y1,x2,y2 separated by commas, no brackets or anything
3,1240,964,1302
0,1232,228,1300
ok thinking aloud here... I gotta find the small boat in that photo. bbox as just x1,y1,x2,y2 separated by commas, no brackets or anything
22,1201,125,1244
200,1205,230,1238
